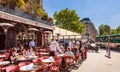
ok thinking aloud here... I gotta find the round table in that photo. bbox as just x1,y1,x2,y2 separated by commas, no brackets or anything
40,52,49,56
0,55,6,58
0,61,10,66
41,59,54,64
58,54,64,57
20,63,37,72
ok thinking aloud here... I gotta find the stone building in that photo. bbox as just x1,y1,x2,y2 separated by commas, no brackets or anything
0,1,53,50
80,18,98,41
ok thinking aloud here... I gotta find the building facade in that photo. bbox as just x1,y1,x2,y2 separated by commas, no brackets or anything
0,3,53,50
80,18,98,41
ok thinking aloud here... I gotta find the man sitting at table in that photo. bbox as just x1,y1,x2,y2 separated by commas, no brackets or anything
49,39,62,55
26,47,36,56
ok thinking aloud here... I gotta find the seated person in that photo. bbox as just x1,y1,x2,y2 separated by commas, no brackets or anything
64,47,75,58
26,47,35,56
72,44,78,56
20,48,26,56
17,44,25,55
8,49,18,64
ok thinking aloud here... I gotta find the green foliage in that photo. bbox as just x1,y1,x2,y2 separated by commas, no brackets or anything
16,0,25,7
116,26,120,33
41,13,49,20
99,24,110,35
34,6,44,17
53,8,85,34
111,29,117,34
48,17,54,23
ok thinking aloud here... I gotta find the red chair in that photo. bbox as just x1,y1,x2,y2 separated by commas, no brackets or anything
49,60,61,72
74,53,81,64
40,56,48,60
48,56,61,72
64,56,74,69
36,64,49,72
18,62,31,67
5,53,10,59
0,59,4,62
5,65,19,72
35,52,41,57
33,58,42,65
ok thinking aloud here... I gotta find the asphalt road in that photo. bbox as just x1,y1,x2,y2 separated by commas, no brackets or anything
72,49,120,72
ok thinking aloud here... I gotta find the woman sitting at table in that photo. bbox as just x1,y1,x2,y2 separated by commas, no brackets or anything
20,48,26,56
64,47,75,58
26,47,35,56
8,49,19,64
18,44,25,55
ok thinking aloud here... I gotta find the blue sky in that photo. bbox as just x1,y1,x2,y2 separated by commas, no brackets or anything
43,0,120,30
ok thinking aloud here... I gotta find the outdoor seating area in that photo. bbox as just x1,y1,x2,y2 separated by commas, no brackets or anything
0,42,87,72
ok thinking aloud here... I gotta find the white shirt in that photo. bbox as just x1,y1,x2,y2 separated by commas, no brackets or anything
48,56,55,62
29,41,35,47
64,51,75,58
26,51,35,56
49,41,62,54
68,41,73,48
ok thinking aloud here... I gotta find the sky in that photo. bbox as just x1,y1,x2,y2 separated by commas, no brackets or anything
43,0,120,30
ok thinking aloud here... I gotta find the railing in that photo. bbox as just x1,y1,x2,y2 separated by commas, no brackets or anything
0,5,53,26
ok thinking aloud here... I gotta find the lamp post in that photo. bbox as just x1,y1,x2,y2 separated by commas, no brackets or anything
44,31,52,43
0,23,14,49
28,28,39,39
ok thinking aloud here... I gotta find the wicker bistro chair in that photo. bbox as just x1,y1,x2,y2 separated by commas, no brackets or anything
4,65,19,72
74,53,81,64
48,60,61,72
18,62,31,67
63,56,75,70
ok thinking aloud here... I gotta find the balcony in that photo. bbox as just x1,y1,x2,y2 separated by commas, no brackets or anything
0,5,53,26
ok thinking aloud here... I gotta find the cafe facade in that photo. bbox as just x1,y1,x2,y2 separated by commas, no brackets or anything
0,11,53,50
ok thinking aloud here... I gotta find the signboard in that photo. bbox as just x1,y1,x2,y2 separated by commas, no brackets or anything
0,11,53,30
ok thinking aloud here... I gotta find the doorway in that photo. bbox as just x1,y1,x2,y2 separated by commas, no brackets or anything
0,34,5,50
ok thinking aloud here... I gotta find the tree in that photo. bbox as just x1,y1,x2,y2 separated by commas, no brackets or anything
53,8,85,34
41,13,48,20
116,26,120,33
111,29,117,34
48,17,54,23
99,24,111,35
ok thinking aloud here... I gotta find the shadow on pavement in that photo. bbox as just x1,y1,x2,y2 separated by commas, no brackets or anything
104,55,111,59
88,50,101,53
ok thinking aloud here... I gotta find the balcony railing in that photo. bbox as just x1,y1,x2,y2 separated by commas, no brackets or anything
0,5,53,26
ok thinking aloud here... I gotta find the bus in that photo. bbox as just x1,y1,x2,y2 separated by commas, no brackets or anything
96,34,120,50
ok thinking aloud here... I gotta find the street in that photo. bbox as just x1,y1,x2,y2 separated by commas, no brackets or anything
72,49,120,72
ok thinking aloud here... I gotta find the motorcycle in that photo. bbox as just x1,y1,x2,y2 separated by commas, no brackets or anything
87,43,99,53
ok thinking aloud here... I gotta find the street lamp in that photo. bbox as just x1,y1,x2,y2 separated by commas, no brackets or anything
28,27,39,39
44,31,52,43
0,23,14,49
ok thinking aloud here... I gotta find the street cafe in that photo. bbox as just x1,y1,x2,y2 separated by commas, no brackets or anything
0,11,53,50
